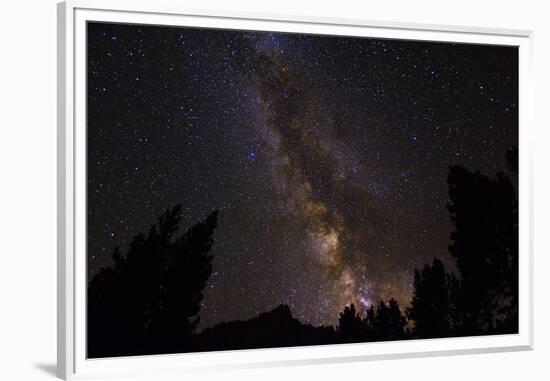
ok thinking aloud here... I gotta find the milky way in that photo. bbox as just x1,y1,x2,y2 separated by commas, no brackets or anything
87,23,518,327
245,37,373,318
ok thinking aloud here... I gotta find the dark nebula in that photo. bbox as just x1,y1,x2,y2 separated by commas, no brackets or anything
87,22,518,328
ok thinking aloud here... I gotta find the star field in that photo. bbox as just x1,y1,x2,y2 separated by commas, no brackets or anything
87,22,518,328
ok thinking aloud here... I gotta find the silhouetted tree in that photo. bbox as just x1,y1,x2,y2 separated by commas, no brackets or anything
447,166,517,335
407,259,453,338
365,299,407,341
362,304,377,340
88,205,218,357
338,303,362,342
501,147,519,333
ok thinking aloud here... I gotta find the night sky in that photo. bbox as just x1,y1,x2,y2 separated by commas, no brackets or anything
87,22,518,329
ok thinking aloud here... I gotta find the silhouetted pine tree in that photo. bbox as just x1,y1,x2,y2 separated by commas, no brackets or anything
500,147,519,333
371,299,407,340
338,303,362,342
447,165,517,335
407,259,453,338
362,304,377,340
88,205,218,357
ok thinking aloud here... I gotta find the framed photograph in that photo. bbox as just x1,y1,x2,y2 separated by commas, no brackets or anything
57,1,534,379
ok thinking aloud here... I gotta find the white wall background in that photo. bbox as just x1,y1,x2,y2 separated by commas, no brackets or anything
0,0,548,380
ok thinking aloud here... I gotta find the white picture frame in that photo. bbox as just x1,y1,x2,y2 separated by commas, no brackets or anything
57,1,534,379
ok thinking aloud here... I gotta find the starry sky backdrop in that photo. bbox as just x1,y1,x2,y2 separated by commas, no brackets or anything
87,22,518,328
